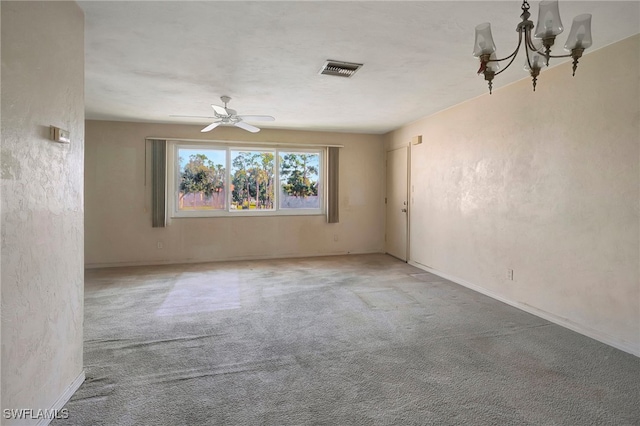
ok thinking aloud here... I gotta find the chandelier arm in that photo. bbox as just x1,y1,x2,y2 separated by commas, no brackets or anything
494,32,524,76
525,38,537,52
494,54,520,76
546,53,574,59
524,31,568,68
489,30,524,64
524,30,542,53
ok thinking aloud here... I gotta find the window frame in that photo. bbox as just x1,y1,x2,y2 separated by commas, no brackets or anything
167,141,325,218
277,148,324,212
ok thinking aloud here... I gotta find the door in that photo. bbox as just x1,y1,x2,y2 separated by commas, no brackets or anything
385,146,408,261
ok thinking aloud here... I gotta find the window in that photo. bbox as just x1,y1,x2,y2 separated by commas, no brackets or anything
279,151,321,210
169,143,324,217
178,148,226,211
230,149,275,211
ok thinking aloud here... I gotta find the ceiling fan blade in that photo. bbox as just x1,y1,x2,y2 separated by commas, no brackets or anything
234,121,260,133
201,121,222,133
211,104,228,116
170,115,217,119
237,115,275,122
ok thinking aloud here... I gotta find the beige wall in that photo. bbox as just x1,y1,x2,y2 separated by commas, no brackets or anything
386,34,640,355
85,121,385,267
1,1,85,421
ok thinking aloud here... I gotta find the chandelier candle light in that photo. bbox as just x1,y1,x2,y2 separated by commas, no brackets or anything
473,0,592,94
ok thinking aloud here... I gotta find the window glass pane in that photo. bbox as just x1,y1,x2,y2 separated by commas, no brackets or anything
230,150,275,210
279,152,320,209
178,148,226,211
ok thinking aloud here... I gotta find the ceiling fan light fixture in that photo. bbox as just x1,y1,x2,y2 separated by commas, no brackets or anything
174,96,275,133
319,60,363,78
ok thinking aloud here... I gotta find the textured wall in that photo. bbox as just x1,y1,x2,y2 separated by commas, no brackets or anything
1,1,85,419
85,121,385,267
387,34,640,355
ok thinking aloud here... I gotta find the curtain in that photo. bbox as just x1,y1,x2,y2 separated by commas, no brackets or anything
327,146,339,223
150,139,167,227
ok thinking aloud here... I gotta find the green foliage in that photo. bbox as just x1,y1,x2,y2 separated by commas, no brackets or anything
179,151,318,210
231,151,275,209
180,154,225,198
280,153,318,197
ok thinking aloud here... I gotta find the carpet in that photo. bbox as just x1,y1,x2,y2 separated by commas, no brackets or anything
54,254,640,425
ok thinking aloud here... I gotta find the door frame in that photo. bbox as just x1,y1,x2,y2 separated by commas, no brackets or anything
385,144,411,262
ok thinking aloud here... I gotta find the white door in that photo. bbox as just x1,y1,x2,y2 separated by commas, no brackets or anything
385,146,408,261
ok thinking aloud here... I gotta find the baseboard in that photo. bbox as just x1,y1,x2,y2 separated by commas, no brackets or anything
85,249,385,269
408,260,640,358
36,371,85,426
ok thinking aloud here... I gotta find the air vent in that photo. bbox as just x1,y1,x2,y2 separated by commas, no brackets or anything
319,60,363,78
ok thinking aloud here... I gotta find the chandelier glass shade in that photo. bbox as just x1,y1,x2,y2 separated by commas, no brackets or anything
473,0,592,94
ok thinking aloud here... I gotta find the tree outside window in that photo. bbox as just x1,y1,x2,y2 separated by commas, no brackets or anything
178,149,226,211
230,150,275,210
279,152,320,209
172,144,323,217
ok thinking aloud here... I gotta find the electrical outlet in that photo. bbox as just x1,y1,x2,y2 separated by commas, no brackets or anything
157,241,164,249
507,269,514,280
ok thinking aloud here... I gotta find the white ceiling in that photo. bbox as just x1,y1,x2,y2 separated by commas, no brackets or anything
79,1,640,134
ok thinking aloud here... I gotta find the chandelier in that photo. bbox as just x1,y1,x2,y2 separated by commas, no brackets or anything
473,0,592,94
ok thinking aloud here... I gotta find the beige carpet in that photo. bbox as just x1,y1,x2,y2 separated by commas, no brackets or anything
54,254,640,425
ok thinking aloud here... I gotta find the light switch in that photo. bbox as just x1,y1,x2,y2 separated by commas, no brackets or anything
50,126,70,144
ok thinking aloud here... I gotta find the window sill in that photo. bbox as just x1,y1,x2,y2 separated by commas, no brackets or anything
170,210,325,219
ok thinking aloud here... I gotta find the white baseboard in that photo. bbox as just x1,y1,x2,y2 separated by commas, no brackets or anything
85,249,384,269
36,371,85,426
408,260,640,358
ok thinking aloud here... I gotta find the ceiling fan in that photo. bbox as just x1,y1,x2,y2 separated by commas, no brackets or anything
171,96,275,133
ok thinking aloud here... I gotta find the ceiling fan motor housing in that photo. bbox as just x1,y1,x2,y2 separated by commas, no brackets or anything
174,95,273,133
